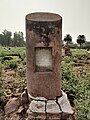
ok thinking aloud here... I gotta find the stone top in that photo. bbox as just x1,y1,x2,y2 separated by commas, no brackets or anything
26,12,62,22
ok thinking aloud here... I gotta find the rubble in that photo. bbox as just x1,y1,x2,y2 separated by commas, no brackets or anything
4,97,20,114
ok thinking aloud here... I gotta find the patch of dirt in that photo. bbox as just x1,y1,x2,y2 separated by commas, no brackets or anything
0,62,28,120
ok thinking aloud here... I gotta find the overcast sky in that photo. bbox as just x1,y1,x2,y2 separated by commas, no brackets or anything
0,0,90,43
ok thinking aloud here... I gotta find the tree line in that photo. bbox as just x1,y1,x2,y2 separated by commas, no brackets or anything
0,29,25,47
0,30,90,49
63,34,90,49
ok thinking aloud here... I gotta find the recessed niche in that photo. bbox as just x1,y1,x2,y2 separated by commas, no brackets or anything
35,47,52,72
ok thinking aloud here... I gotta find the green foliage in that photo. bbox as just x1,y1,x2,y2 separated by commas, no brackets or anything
19,51,26,62
0,78,4,96
76,35,86,48
62,55,90,120
2,59,17,69
63,34,72,44
62,41,90,49
68,43,78,49
62,57,78,98
75,70,90,120
18,68,26,77
13,32,25,47
82,41,90,49
0,47,25,57
0,29,25,47
0,34,4,46
8,60,17,69
71,49,87,58
18,79,26,93
0,47,26,70
22,58,26,65
0,46,89,119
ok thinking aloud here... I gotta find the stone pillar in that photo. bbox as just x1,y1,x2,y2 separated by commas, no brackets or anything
26,12,62,99
26,12,75,120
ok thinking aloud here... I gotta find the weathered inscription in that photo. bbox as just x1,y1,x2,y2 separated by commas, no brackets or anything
35,48,52,72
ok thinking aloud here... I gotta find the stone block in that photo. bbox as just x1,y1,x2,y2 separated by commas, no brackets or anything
46,100,61,113
47,113,61,120
61,112,75,120
27,111,46,120
29,100,46,113
27,91,75,120
58,91,74,114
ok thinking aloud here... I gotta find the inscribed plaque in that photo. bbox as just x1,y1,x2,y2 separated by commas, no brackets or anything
35,48,52,72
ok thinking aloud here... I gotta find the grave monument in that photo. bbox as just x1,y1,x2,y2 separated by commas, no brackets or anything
26,12,75,120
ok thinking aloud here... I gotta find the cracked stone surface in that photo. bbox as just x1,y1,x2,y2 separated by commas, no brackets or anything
29,100,46,113
26,12,62,99
46,100,61,113
27,91,75,120
58,91,74,114
26,12,75,120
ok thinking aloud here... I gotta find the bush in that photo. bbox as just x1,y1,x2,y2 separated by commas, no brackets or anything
9,60,17,69
3,60,17,69
22,58,26,65
62,59,78,104
74,71,90,120
18,68,26,77
71,49,87,58
68,43,78,49
62,55,90,120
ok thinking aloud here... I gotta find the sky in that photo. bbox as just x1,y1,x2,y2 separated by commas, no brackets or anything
0,0,90,43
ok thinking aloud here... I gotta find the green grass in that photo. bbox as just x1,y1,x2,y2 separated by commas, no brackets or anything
0,47,90,119
0,46,25,57
71,49,88,57
62,55,90,120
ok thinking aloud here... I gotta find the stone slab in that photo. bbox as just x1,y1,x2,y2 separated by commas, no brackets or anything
27,91,75,120
27,111,46,120
29,100,45,113
58,91,74,114
46,100,61,113
47,113,61,120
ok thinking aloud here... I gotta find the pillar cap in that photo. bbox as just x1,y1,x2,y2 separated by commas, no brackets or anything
26,12,62,22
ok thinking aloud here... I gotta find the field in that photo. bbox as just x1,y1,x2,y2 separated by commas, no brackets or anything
0,47,90,120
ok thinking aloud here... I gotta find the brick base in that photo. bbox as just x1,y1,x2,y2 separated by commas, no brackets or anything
27,91,75,120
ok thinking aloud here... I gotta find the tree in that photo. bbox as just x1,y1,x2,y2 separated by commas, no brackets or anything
63,34,72,44
2,29,12,46
76,35,86,48
18,32,25,47
13,32,25,47
0,34,4,46
82,41,90,49
0,30,25,47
